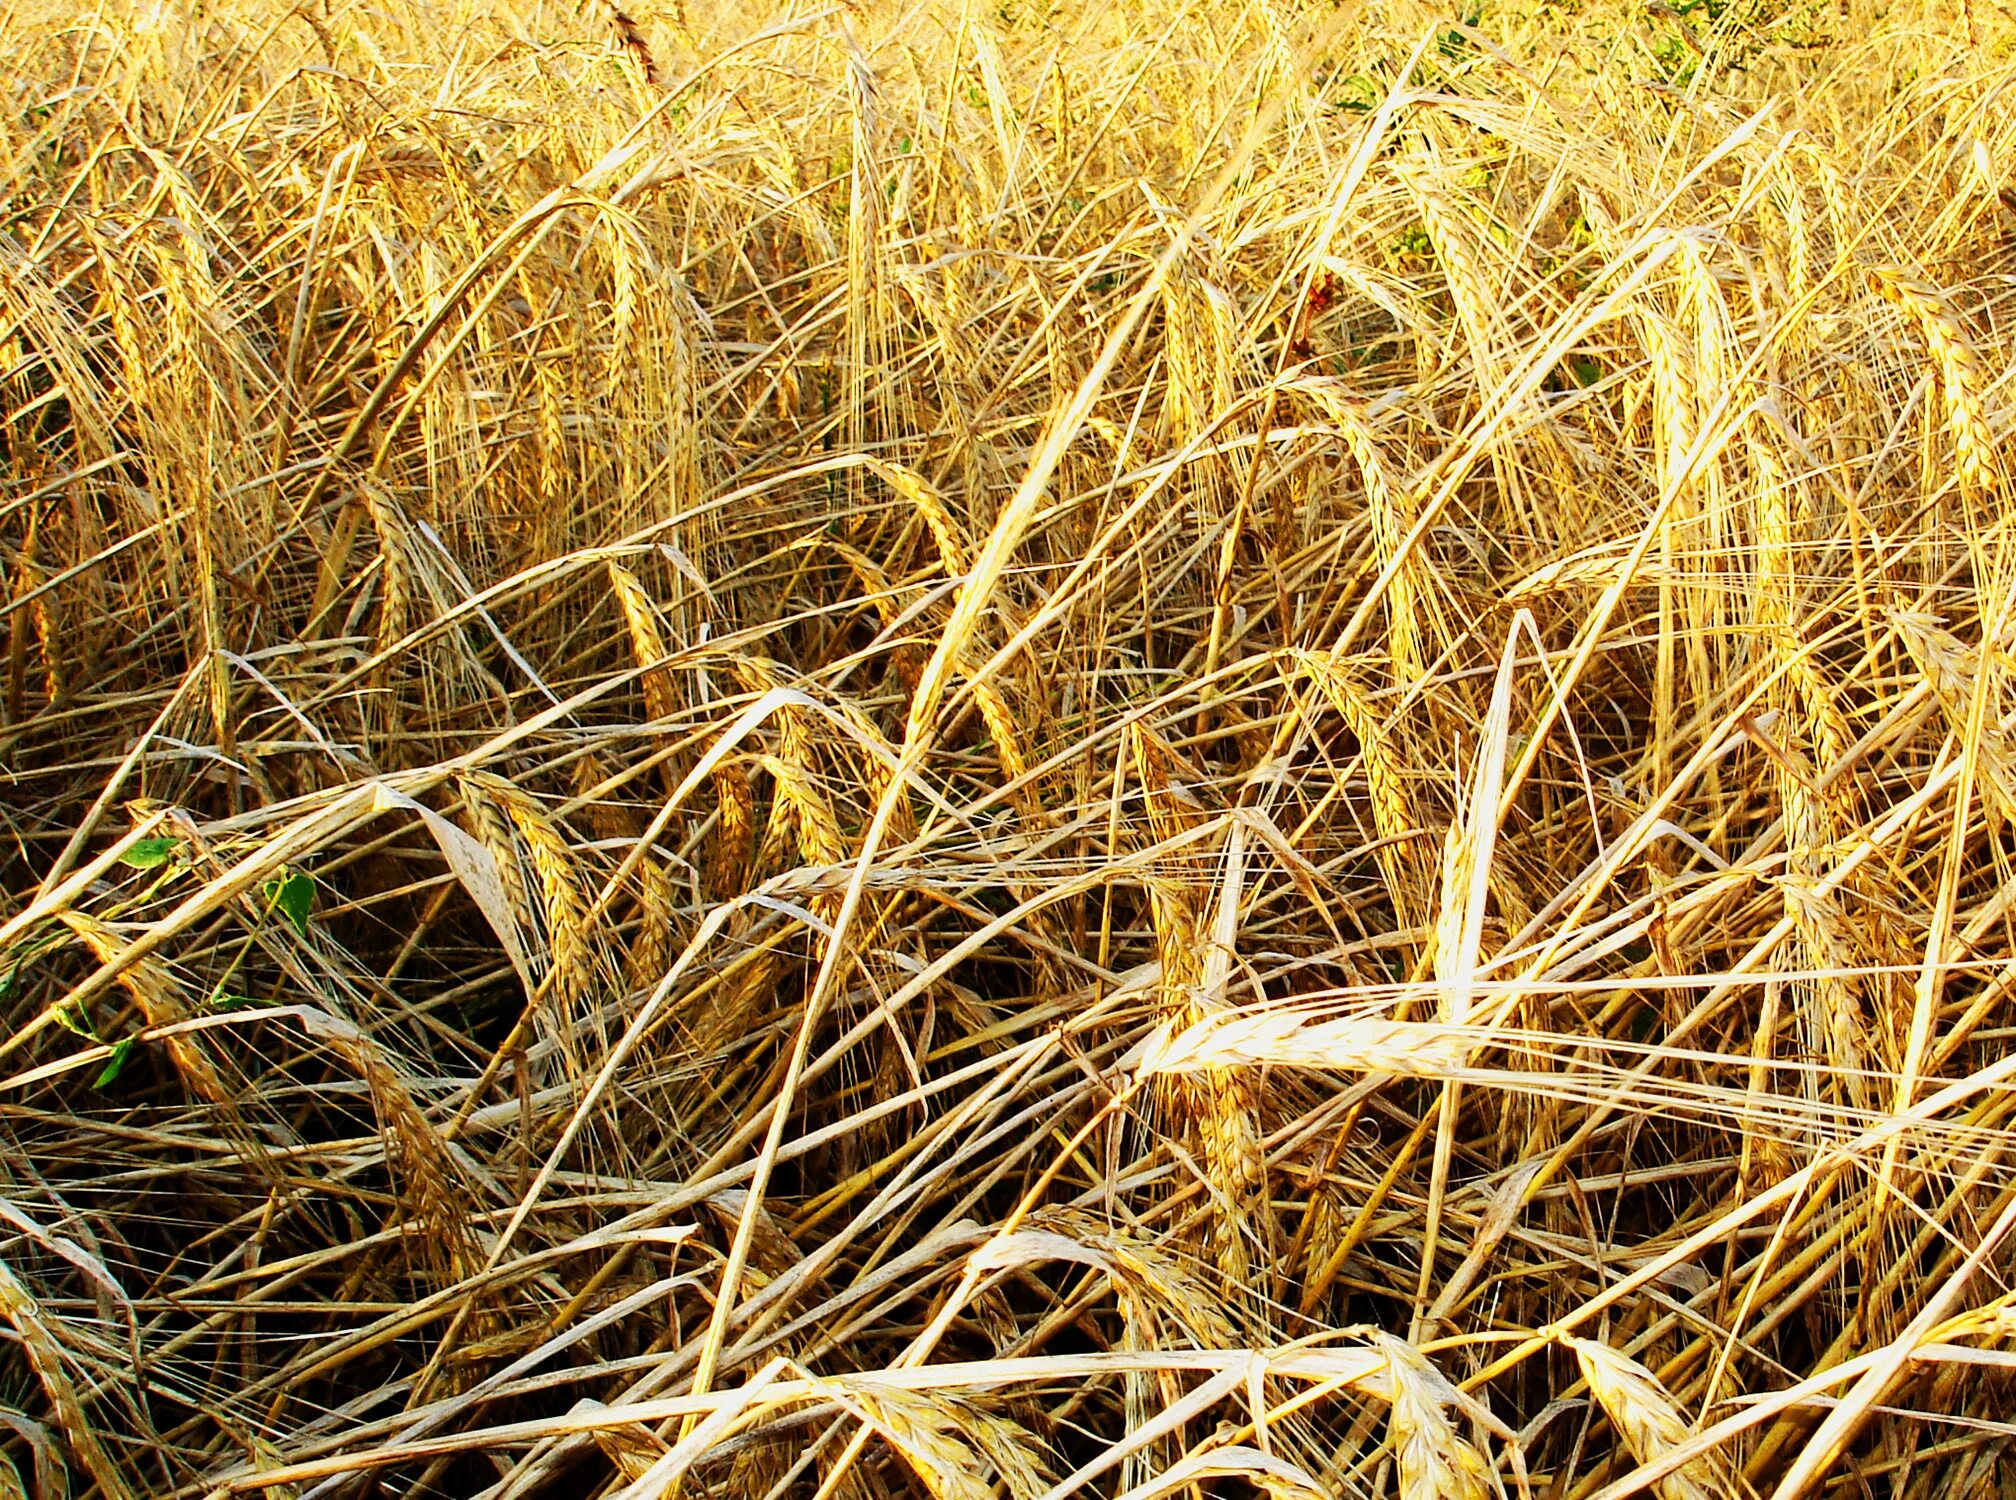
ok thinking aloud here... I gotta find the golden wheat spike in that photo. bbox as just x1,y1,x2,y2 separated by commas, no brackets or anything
1869,268,2000,495
0,1261,137,1500
1564,1335,1731,1500
607,560,679,724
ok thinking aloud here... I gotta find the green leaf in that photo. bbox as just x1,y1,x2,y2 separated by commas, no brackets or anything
119,837,182,869
94,1037,137,1090
1330,73,1380,112
264,870,316,937
52,1003,94,1040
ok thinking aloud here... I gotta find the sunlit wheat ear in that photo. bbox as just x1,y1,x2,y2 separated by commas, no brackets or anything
0,1261,135,1500
1126,723,1266,1288
1375,1334,1494,1500
1292,649,1427,928
357,480,417,655
459,773,539,960
575,752,673,995
725,657,839,877
1564,1334,1732,1500
1888,607,2016,820
970,674,1036,802
461,771,595,1068
1140,869,1266,1289
56,909,231,1108
17,550,61,707
1139,1010,1474,1080
607,560,677,724
992,1208,1239,1349
758,751,848,869
1502,540,1679,603
1288,379,1422,681
1869,268,1999,496
1749,443,1858,1116
626,846,673,993
964,1406,1053,1500
862,452,1031,806
1776,872,1880,1113
591,1417,664,1483
833,1382,1048,1500
706,754,755,894
596,0,660,85
1752,446,1855,770
867,455,970,575
1402,168,1503,383
315,1016,483,1284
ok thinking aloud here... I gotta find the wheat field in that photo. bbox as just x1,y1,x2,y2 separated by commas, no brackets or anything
0,0,2013,1494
